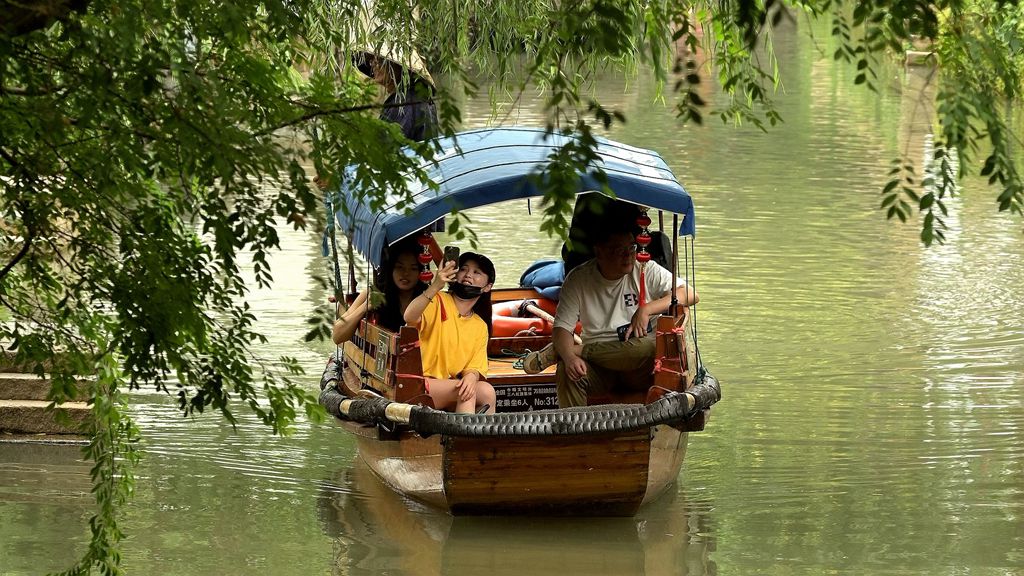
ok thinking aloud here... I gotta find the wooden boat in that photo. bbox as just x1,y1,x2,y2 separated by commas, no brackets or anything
319,127,721,516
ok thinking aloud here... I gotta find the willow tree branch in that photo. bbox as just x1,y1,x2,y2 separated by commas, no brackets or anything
255,99,430,136
0,229,33,282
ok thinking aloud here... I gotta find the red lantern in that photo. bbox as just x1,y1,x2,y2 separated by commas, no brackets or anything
636,251,652,263
636,214,652,228
416,231,434,282
636,231,651,247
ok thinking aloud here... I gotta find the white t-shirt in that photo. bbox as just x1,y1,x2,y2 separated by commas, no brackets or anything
554,259,679,344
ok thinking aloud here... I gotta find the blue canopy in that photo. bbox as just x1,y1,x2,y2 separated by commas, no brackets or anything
333,126,695,266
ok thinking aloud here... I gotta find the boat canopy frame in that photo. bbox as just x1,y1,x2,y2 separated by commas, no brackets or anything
330,127,696,267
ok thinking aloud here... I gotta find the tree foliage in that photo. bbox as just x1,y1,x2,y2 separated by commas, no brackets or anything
841,0,1024,244
0,0,1021,572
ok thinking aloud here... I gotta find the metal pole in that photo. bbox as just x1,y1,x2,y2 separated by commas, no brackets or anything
671,214,678,314
346,230,357,302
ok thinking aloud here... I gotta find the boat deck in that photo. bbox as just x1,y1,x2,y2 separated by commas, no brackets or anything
485,357,557,411
486,357,553,378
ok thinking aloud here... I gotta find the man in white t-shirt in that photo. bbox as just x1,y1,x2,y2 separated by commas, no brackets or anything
523,227,699,407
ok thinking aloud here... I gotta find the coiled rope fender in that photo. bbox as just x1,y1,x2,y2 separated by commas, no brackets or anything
319,371,721,438
320,353,342,391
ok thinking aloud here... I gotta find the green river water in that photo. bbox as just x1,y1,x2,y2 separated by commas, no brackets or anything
2,22,1023,576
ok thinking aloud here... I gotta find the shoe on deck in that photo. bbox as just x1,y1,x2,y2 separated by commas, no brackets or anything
523,343,557,374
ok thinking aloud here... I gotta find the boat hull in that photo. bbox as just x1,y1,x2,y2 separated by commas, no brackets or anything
340,419,688,516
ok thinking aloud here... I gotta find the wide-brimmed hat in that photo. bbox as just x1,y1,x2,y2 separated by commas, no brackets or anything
352,47,434,88
352,5,435,88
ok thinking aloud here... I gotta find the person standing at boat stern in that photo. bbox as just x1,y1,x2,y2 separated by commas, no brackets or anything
526,225,699,408
368,56,438,143
404,252,497,414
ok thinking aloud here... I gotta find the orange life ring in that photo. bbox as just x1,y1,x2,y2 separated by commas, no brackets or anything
491,299,554,337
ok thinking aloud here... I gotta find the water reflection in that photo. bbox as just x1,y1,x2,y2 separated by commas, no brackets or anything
318,459,717,576
0,442,92,574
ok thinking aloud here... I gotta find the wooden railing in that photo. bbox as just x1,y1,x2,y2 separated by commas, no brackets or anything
343,322,429,405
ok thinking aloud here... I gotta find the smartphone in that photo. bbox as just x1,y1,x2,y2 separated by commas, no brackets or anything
617,318,657,341
443,245,460,266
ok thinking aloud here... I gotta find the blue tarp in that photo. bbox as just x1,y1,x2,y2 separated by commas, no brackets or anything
519,259,564,301
332,126,695,266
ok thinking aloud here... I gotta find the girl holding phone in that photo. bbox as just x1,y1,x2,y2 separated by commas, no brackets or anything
403,252,497,414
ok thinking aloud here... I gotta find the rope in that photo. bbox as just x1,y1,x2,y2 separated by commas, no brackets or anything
314,118,349,369
326,198,344,300
326,197,353,372
394,372,427,381
652,358,687,378
502,347,533,370
687,235,702,371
